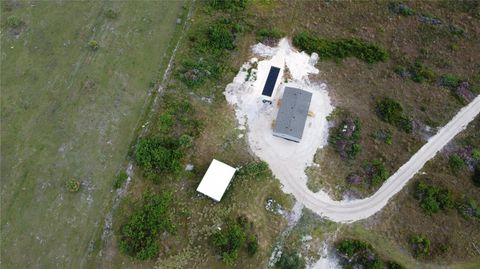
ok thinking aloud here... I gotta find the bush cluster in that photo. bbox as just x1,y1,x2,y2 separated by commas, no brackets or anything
440,74,463,88
210,216,258,265
6,15,22,28
376,97,412,133
256,28,284,43
365,159,389,187
329,117,362,159
237,161,271,181
66,178,80,192
410,235,431,257
207,0,247,11
336,239,404,269
448,154,465,173
415,181,453,215
276,250,305,269
113,171,128,189
293,32,388,63
458,198,480,220
120,191,174,260
394,61,435,83
134,137,183,179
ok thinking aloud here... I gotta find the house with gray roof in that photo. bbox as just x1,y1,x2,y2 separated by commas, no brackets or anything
273,87,312,142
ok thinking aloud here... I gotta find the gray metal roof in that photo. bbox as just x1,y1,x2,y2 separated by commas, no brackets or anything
273,87,312,142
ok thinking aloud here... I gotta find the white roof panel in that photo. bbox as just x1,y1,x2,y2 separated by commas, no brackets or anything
196,159,236,202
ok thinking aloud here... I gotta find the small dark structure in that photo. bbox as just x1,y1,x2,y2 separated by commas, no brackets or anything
273,87,312,142
261,66,281,103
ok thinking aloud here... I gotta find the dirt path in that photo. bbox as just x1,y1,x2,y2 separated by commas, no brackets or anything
287,94,480,223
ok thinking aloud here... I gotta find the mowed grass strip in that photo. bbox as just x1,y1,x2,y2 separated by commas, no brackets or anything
0,1,184,268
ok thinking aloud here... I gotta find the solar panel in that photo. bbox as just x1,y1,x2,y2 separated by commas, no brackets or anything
261,66,281,97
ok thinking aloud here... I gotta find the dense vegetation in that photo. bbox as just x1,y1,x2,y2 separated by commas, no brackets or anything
276,250,306,269
375,97,412,133
293,32,388,63
414,181,453,215
120,191,174,260
134,95,202,181
134,137,183,179
210,216,258,265
336,239,404,269
329,117,362,159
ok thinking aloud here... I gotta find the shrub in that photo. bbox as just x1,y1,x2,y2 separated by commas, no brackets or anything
448,154,465,173
365,159,389,187
440,74,463,88
120,191,174,260
88,40,99,51
237,161,271,180
211,223,246,265
293,32,388,63
410,235,430,257
207,23,235,51
208,0,247,10
113,171,128,189
180,61,224,87
376,97,412,133
105,8,119,19
458,198,480,220
473,166,480,187
179,134,193,149
257,28,284,43
276,250,305,269
66,178,80,192
372,129,393,145
329,117,362,159
409,61,435,83
246,234,258,256
336,239,385,269
472,149,480,162
6,15,22,28
389,2,415,16
337,239,370,257
134,137,183,178
387,261,406,269
157,113,174,134
415,182,453,214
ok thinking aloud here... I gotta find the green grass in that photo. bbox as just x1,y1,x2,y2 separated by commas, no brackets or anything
0,1,184,268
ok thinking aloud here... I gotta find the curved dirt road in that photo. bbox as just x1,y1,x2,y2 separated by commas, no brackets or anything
289,95,480,223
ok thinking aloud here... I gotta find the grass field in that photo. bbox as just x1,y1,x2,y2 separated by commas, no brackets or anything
0,1,185,268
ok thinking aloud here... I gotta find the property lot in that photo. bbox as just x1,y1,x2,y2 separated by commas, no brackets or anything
1,1,184,267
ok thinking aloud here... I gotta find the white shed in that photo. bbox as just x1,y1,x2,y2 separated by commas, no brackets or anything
196,159,236,202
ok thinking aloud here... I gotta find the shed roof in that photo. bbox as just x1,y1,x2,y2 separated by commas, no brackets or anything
196,159,236,202
273,87,312,142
